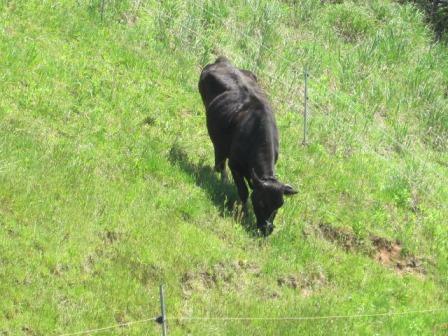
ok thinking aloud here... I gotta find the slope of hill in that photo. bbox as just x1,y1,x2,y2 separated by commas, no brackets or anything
1,1,447,335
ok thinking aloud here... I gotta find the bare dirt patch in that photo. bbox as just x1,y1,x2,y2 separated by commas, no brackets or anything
21,326,37,336
318,223,364,252
100,230,122,244
181,260,261,298
371,236,426,275
51,263,69,277
82,254,96,275
317,223,426,275
125,259,163,286
114,311,128,325
277,270,327,297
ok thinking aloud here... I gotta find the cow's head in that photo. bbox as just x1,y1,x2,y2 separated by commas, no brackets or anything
250,170,298,236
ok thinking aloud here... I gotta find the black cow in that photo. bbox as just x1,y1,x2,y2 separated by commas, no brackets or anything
198,56,297,235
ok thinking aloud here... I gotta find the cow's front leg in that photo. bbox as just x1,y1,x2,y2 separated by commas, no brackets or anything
230,168,248,208
229,168,249,221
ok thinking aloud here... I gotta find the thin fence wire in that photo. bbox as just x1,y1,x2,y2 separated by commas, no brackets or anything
171,307,448,321
56,307,448,335
57,317,158,336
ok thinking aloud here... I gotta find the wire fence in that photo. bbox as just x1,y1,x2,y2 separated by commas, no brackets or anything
171,307,448,321
58,317,159,336
57,306,448,335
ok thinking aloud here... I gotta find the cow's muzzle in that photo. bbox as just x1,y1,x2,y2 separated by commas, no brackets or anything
258,220,275,236
257,211,277,236
259,212,277,236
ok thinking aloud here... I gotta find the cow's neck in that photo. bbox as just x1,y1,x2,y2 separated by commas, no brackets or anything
253,158,275,179
247,104,277,180
252,136,276,179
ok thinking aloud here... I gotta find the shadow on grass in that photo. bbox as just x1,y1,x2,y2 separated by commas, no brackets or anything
168,144,259,236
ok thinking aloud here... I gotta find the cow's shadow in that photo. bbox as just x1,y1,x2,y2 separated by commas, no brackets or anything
168,144,258,235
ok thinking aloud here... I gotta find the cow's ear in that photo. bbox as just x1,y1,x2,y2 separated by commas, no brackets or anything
283,184,298,196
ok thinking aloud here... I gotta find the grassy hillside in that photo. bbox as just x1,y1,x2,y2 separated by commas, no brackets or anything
1,0,447,335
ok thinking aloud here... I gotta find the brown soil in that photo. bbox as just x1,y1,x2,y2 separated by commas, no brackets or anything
371,236,425,275
318,223,426,275
318,223,363,252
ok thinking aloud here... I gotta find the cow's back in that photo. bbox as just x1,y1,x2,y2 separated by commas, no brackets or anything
199,58,247,149
198,57,278,178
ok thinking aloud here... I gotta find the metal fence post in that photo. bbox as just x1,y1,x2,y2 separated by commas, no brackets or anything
302,67,309,146
159,284,167,336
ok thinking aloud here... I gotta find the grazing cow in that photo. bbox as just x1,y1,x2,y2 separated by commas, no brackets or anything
198,56,297,235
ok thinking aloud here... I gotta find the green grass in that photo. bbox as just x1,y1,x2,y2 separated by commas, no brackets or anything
1,0,448,335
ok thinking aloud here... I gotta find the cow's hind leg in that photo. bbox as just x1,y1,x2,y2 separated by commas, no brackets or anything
213,145,228,183
215,160,228,183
